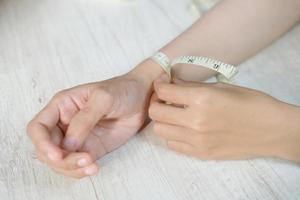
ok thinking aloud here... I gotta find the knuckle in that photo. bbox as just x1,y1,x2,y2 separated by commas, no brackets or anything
190,117,204,131
193,87,212,105
97,88,113,102
156,84,168,98
91,87,113,107
148,102,159,118
52,90,66,101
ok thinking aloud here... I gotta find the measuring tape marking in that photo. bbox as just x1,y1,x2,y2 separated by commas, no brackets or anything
171,55,238,80
151,52,239,82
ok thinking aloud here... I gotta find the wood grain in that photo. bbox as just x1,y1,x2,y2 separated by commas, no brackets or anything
0,0,300,199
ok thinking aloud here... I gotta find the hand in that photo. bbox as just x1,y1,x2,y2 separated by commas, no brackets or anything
27,73,151,178
149,74,300,162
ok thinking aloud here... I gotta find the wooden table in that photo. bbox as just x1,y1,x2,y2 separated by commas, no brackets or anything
1,0,300,199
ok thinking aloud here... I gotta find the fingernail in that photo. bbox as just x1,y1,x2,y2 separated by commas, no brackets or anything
77,158,88,167
84,165,98,175
63,137,77,151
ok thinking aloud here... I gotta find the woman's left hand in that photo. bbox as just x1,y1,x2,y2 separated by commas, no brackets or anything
149,74,300,162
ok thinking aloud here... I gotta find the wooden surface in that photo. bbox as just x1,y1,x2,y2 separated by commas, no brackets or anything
1,0,300,199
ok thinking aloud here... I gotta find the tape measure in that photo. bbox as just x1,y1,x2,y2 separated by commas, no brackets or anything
171,55,238,82
151,52,172,77
151,52,238,82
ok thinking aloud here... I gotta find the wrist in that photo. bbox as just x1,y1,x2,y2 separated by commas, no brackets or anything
128,58,165,90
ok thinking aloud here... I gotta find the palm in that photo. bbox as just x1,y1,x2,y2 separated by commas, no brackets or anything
54,78,148,161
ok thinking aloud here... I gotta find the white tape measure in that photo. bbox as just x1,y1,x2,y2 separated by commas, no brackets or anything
151,52,172,77
171,55,238,81
151,52,238,82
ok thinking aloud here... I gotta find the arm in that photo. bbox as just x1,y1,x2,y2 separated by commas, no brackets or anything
27,0,300,178
146,0,300,163
131,0,300,83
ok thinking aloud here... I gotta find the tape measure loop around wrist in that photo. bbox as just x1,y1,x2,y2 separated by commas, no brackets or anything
171,55,238,81
151,52,171,77
151,52,238,82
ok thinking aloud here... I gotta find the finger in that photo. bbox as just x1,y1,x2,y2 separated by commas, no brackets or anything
150,93,157,105
149,101,189,127
34,128,64,164
36,149,94,171
154,78,194,106
50,126,64,146
151,90,185,108
52,163,99,179
57,95,81,126
173,78,203,87
167,141,196,157
54,152,94,170
63,89,113,151
149,92,164,105
155,74,171,84
36,130,94,170
27,102,63,161
81,133,108,161
153,122,198,144
173,78,218,88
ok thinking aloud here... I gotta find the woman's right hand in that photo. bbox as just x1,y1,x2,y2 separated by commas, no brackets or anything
149,75,300,163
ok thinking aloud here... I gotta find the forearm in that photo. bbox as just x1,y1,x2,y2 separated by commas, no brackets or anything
164,0,300,81
130,0,300,84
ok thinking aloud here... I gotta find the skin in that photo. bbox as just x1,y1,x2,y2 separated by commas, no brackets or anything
27,0,300,178
149,75,300,162
27,75,152,178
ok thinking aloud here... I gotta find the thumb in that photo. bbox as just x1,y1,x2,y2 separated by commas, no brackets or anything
62,90,113,151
